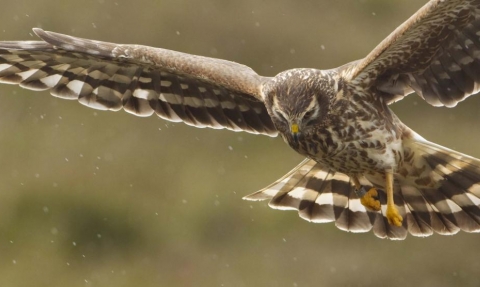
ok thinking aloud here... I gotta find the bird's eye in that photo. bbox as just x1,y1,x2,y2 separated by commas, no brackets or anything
274,110,288,123
304,110,315,120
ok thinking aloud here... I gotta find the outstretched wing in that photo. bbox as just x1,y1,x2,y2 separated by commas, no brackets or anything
0,28,277,136
343,0,480,107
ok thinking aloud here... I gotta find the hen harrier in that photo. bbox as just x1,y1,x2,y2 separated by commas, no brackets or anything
0,0,479,239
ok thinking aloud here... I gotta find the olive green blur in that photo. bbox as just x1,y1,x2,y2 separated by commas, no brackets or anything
0,0,479,286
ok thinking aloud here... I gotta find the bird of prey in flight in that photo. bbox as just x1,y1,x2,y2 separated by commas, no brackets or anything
0,0,479,239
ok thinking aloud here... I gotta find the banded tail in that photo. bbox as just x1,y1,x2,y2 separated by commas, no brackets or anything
244,139,480,240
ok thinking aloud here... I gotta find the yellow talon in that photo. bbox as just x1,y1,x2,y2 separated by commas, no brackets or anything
360,188,381,211
386,205,403,226
385,171,403,227
354,172,404,227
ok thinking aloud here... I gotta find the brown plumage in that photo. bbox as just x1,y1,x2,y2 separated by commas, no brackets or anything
0,0,480,239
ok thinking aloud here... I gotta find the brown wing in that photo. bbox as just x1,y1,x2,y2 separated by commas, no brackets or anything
343,0,480,107
0,28,277,136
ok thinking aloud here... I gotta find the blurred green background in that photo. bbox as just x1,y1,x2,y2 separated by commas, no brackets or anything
0,0,480,286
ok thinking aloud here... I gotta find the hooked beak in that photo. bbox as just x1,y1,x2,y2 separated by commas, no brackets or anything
291,123,299,143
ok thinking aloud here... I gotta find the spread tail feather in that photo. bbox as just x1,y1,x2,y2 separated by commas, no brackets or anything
243,159,408,240
403,139,480,235
244,139,480,240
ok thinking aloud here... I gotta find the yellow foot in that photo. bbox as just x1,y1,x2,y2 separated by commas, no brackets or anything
386,206,403,226
360,188,381,211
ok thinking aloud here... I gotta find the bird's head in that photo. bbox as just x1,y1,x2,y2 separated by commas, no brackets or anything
264,69,338,143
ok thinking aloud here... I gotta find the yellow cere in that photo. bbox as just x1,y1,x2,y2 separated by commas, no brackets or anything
291,124,299,133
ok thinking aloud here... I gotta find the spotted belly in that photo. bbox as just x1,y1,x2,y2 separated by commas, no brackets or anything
286,125,404,175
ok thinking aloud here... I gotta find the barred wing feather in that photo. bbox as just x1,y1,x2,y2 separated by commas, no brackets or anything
344,0,480,107
0,29,277,136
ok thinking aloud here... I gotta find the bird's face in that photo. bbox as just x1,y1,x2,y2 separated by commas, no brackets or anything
270,94,321,142
265,69,334,143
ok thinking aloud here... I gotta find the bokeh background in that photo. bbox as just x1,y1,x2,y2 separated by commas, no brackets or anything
0,0,479,286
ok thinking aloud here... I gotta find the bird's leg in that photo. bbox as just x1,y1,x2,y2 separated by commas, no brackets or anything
352,176,380,211
385,171,403,226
